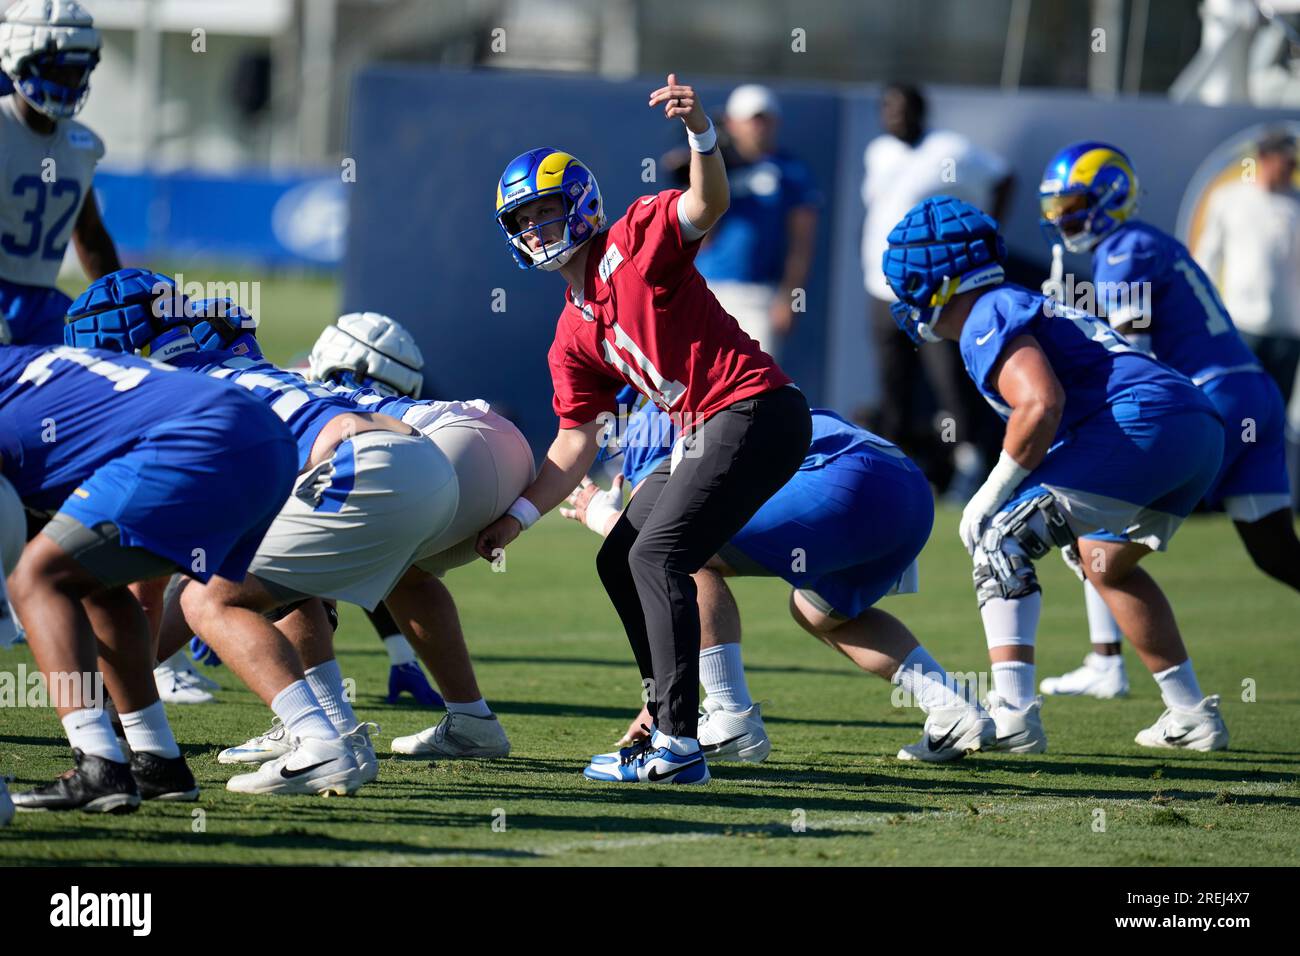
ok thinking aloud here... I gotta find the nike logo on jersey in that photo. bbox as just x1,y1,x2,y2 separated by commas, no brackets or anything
280,760,334,780
647,759,704,781
975,329,997,346
640,197,655,205
1107,253,1130,265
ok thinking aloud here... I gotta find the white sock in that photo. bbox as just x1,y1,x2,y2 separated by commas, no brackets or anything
698,643,752,712
382,633,417,666
305,660,359,733
1153,660,1204,710
893,645,967,712
991,661,1037,710
1084,580,1124,645
119,700,180,759
270,680,339,741
981,593,1041,650
62,708,125,762
447,697,492,719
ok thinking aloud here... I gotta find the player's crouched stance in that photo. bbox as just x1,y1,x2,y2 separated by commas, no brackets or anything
0,344,297,812
65,272,460,796
566,402,995,763
883,197,1228,753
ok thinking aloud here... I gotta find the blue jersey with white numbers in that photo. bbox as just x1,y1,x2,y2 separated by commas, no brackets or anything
960,284,1208,437
1093,222,1259,386
0,344,282,510
172,350,356,469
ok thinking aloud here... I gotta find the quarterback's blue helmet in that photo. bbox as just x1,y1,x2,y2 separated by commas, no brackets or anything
189,297,261,358
495,148,605,271
1039,141,1139,253
64,268,195,359
881,196,1006,345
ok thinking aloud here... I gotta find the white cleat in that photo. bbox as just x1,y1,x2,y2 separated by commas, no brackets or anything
345,722,380,784
390,712,510,758
897,701,995,762
985,693,1048,753
154,663,215,705
1040,653,1129,699
225,735,364,796
218,718,293,765
0,778,13,827
1135,695,1228,752
698,698,771,763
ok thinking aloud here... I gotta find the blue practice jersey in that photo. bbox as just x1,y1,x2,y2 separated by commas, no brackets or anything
960,284,1207,436
694,152,820,284
172,350,357,469
1093,222,1259,386
620,405,896,487
0,344,280,510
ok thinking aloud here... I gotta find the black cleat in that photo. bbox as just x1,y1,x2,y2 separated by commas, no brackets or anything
130,751,200,802
12,748,141,814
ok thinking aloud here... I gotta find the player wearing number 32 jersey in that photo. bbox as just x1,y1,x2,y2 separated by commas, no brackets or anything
0,0,120,345
481,74,812,785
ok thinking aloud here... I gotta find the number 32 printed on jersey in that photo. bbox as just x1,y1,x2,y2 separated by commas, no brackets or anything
1,175,82,261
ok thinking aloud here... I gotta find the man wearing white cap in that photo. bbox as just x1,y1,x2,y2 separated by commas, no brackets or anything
692,83,821,361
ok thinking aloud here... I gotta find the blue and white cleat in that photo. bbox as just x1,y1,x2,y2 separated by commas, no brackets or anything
386,662,445,708
583,729,710,784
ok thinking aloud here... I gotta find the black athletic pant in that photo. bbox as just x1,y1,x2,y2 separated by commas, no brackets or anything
595,385,811,739
367,603,401,642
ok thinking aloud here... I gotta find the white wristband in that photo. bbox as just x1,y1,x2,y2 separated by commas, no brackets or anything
985,450,1031,506
687,118,717,154
584,495,620,534
507,496,541,531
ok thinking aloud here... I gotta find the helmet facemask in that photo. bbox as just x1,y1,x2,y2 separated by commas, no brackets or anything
14,47,97,119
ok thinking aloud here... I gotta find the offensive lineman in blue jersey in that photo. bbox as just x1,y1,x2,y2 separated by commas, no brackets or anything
0,344,297,813
1036,142,1300,700
193,306,532,763
65,273,465,794
883,196,1228,754
565,392,996,764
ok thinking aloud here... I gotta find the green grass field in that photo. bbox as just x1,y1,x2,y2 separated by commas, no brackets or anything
3,505,1297,866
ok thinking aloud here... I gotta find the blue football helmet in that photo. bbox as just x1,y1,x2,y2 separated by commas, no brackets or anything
881,196,1007,345
189,297,262,358
64,268,195,359
1039,141,1140,253
0,0,101,120
495,148,605,271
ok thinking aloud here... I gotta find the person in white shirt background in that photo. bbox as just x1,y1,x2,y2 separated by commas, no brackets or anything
860,84,1015,502
1195,130,1300,509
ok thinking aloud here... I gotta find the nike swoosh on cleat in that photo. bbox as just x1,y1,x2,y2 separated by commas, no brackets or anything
1162,731,1191,743
647,759,703,781
280,760,334,780
926,725,959,751
700,735,744,753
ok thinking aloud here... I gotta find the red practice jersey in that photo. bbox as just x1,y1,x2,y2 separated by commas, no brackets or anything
547,190,792,429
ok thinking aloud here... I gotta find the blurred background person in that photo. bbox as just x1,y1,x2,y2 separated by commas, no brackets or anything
860,83,1014,500
1195,130,1300,508
686,83,821,361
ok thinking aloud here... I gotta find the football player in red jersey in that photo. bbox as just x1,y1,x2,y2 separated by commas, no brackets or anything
479,74,812,784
